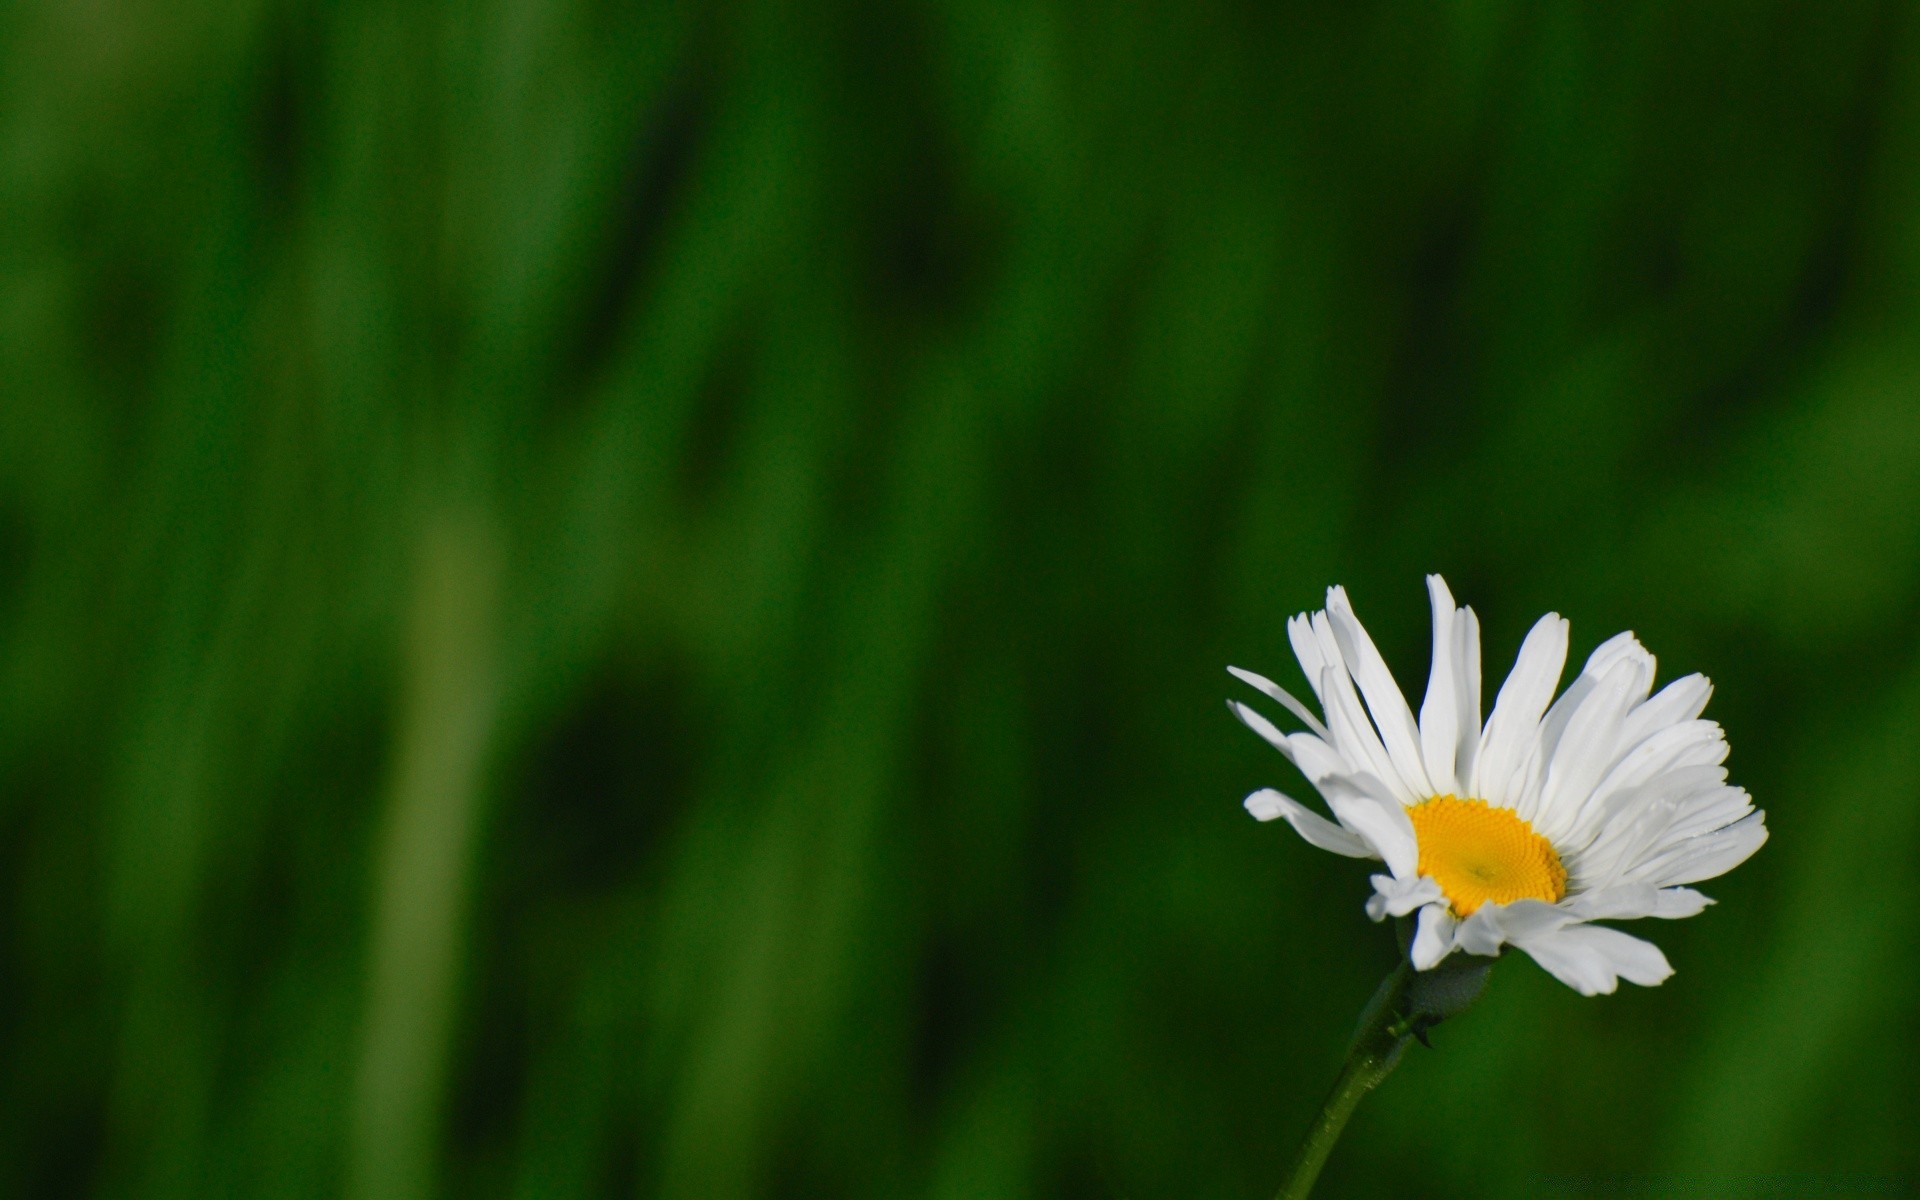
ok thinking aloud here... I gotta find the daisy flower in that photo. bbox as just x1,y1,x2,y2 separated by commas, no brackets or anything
1228,576,1766,996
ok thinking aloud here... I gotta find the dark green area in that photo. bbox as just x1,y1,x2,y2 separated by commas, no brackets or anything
3,2,1916,1197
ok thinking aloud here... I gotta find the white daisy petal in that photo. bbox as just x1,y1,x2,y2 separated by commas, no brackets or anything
1242,788,1290,821
1629,811,1769,887
1365,873,1443,921
1569,769,1742,892
1514,923,1673,994
1452,897,1579,956
1244,788,1377,858
1569,719,1730,847
1324,774,1420,879
1568,777,1737,883
1419,575,1461,796
1452,603,1482,785
1515,931,1617,994
1410,903,1458,969
1535,632,1654,772
1618,673,1713,750
1532,656,1649,838
1581,926,1675,987
1287,613,1332,708
1452,906,1509,956
1326,586,1434,797
1227,690,1385,813
1472,612,1569,808
1483,897,1571,941
1566,885,1714,921
1649,887,1715,919
1227,699,1295,759
1227,665,1332,742
1283,731,1352,786
1658,786,1757,845
1318,665,1419,804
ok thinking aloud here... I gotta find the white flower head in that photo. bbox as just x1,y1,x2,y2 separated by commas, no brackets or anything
1229,576,1767,995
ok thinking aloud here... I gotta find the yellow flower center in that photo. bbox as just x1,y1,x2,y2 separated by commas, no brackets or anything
1407,795,1567,917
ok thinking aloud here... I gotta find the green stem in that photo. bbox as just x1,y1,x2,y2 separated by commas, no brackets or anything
1275,963,1415,1200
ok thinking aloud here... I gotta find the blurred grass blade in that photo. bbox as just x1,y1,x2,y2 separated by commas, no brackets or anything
347,501,501,1200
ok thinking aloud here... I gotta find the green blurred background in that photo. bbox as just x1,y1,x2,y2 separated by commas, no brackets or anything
3,1,1918,1197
